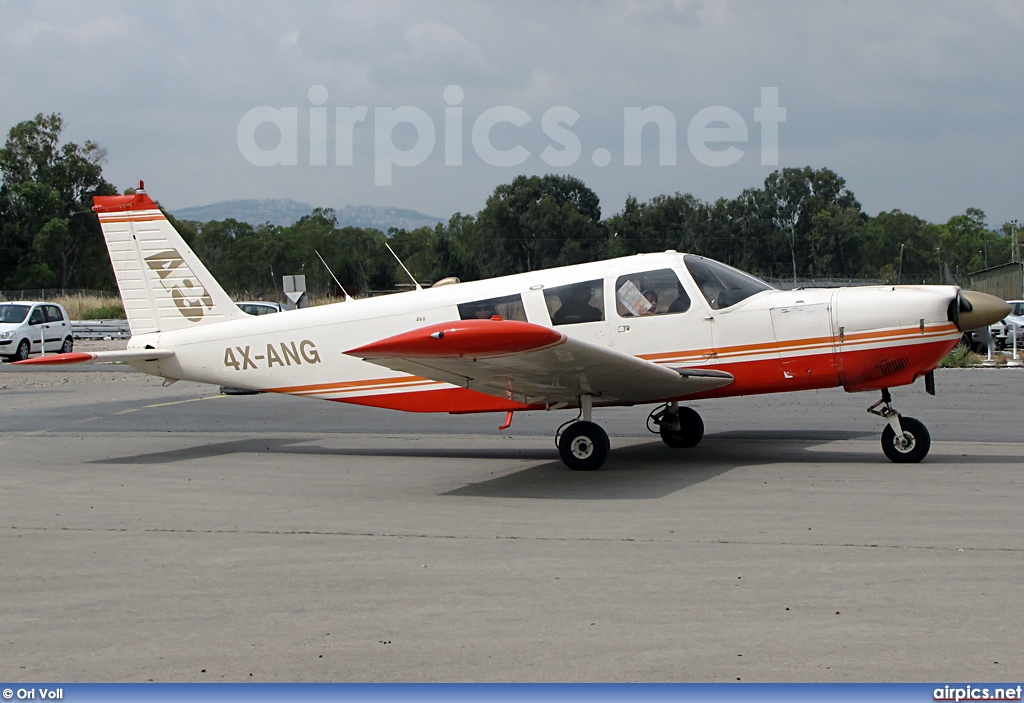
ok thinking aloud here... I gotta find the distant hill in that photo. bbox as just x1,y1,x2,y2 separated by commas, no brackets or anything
171,199,444,231
172,199,315,227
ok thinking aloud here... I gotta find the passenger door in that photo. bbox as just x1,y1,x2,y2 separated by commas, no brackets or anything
609,267,713,362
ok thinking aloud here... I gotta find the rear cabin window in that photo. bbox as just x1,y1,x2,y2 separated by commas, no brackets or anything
457,293,527,321
544,279,605,326
614,268,690,317
44,305,64,322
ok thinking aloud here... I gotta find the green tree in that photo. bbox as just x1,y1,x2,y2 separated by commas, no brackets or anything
761,167,861,283
474,174,604,276
0,113,116,289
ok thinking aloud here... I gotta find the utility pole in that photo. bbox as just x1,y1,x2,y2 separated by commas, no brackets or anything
1012,219,1020,264
897,243,905,284
936,247,941,284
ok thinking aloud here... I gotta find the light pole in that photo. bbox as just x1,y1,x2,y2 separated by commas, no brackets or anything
936,247,941,283
897,243,905,284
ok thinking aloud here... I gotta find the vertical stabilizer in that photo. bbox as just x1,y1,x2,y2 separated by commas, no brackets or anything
93,189,245,335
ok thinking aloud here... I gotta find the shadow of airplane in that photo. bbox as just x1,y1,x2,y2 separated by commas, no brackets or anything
88,428,1022,500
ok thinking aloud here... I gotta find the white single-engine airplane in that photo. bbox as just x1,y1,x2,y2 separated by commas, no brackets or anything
16,187,1010,470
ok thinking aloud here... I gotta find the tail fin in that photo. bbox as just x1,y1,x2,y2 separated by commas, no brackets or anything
93,187,245,335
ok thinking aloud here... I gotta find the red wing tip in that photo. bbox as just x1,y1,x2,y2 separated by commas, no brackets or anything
347,319,563,359
12,352,96,365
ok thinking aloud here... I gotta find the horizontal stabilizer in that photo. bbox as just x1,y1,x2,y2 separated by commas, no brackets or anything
12,349,175,366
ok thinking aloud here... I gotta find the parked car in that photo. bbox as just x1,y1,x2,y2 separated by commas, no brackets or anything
1005,300,1024,346
236,301,284,315
963,318,1012,353
220,301,283,394
0,301,73,362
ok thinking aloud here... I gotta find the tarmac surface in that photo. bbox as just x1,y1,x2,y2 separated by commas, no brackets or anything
1,359,1023,682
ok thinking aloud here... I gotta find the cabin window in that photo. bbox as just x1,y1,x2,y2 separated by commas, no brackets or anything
457,293,527,321
684,255,774,310
544,279,605,325
614,268,691,317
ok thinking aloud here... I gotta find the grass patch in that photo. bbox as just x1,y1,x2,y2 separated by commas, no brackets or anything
52,294,125,320
939,343,980,368
80,304,126,319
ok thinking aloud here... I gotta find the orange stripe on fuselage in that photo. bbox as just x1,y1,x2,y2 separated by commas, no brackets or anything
640,323,959,364
265,375,433,395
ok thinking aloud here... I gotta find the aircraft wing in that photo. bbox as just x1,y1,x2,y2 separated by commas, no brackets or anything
345,319,733,407
11,349,175,366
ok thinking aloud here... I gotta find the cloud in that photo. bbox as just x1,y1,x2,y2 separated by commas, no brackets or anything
0,0,1021,225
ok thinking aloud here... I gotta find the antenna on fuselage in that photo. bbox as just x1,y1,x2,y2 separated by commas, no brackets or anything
314,250,352,301
385,242,423,291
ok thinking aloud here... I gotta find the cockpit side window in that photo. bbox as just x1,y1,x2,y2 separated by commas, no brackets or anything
544,279,605,326
684,256,774,310
614,268,690,317
457,293,527,321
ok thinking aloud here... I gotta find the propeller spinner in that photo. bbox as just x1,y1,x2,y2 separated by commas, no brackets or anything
949,290,1011,332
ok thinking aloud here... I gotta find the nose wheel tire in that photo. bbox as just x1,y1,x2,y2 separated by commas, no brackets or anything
659,406,704,448
881,416,930,463
558,421,610,471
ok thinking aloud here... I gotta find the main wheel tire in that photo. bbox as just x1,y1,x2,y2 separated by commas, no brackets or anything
659,406,705,448
881,416,930,463
14,339,31,361
60,336,73,354
558,421,610,471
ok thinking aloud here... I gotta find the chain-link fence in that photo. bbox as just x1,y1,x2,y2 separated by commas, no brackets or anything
0,289,117,301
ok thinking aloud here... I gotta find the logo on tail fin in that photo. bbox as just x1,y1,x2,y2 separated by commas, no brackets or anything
144,250,214,322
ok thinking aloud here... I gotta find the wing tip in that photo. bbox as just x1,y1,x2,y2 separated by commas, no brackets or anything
347,319,563,359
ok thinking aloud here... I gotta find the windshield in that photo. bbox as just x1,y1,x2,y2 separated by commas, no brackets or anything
0,304,30,324
683,256,774,310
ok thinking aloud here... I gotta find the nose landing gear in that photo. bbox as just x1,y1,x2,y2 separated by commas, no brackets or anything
868,388,931,463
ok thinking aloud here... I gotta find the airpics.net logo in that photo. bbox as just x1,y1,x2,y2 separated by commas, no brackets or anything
236,85,786,185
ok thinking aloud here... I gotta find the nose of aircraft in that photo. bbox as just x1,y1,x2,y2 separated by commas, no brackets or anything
950,290,1011,332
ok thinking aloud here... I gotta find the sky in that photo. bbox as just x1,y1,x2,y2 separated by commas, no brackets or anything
1,0,1021,227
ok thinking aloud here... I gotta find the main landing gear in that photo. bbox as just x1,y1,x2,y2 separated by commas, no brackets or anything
868,388,931,463
649,401,704,448
554,398,707,471
556,396,610,471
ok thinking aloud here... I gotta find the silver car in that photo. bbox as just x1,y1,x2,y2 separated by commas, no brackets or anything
0,301,74,362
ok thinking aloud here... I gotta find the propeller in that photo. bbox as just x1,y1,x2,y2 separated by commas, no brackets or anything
948,290,1011,332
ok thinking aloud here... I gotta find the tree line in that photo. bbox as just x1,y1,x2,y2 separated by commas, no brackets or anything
1,113,1017,298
